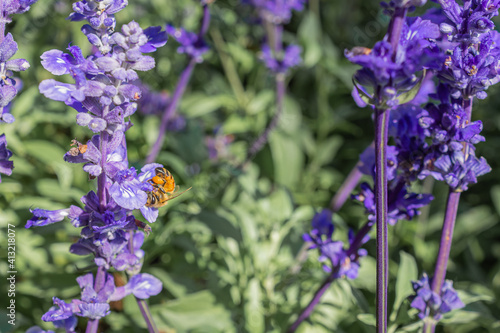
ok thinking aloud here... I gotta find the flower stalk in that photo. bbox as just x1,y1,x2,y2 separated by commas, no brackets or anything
146,57,196,164
146,2,211,164
374,7,407,332
289,217,373,331
422,97,473,333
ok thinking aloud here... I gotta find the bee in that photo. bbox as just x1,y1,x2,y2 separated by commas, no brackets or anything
145,167,191,208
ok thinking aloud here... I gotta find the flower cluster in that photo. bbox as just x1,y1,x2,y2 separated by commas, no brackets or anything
303,210,369,279
26,0,169,328
166,25,209,63
346,16,442,108
410,273,464,320
243,0,306,24
0,0,39,182
243,0,304,74
436,0,500,99
261,43,302,74
41,271,161,325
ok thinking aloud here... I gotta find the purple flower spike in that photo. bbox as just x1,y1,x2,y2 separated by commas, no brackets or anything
303,209,368,279
261,43,302,73
410,273,464,320
243,0,306,24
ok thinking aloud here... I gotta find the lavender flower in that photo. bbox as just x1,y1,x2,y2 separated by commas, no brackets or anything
261,43,302,73
166,24,209,63
28,1,168,331
0,0,38,184
346,17,442,108
410,273,464,320
303,210,368,279
243,0,306,24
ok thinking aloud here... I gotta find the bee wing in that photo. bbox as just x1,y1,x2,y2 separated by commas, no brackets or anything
167,187,192,201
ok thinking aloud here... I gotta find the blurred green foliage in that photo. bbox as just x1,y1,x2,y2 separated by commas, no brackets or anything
0,0,500,332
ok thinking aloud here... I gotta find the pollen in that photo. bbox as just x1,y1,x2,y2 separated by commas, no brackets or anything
445,56,452,67
467,65,478,76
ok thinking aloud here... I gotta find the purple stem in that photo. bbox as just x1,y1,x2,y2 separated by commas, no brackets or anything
85,266,106,333
199,4,210,38
146,58,196,164
145,4,211,164
126,232,160,333
423,98,472,333
287,273,337,332
374,107,390,333
245,74,285,163
241,19,284,166
330,164,363,212
136,299,159,333
288,219,374,331
374,8,406,333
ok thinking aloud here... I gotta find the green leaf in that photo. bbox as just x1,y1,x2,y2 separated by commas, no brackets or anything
357,313,376,327
391,251,418,321
352,78,375,105
244,278,265,332
298,12,322,66
182,93,238,118
269,131,304,188
155,291,233,331
397,70,426,105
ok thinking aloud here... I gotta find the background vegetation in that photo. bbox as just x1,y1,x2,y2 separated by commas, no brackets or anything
0,0,499,332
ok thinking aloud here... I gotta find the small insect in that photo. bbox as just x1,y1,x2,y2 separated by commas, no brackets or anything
145,167,191,208
346,46,372,57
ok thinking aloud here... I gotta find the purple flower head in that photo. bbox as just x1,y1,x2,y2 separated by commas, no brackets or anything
381,0,428,12
64,132,127,178
2,0,39,17
109,167,152,210
0,33,29,108
25,208,70,228
76,272,115,319
390,105,430,181
91,231,145,272
353,180,433,225
410,273,464,320
166,25,209,62
302,209,334,246
135,81,169,115
346,17,442,108
0,134,13,182
41,45,100,77
359,145,399,181
420,147,491,191
303,209,368,279
42,297,80,322
69,0,128,35
126,273,163,299
243,0,306,24
261,43,302,73
139,26,168,53
53,315,78,333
